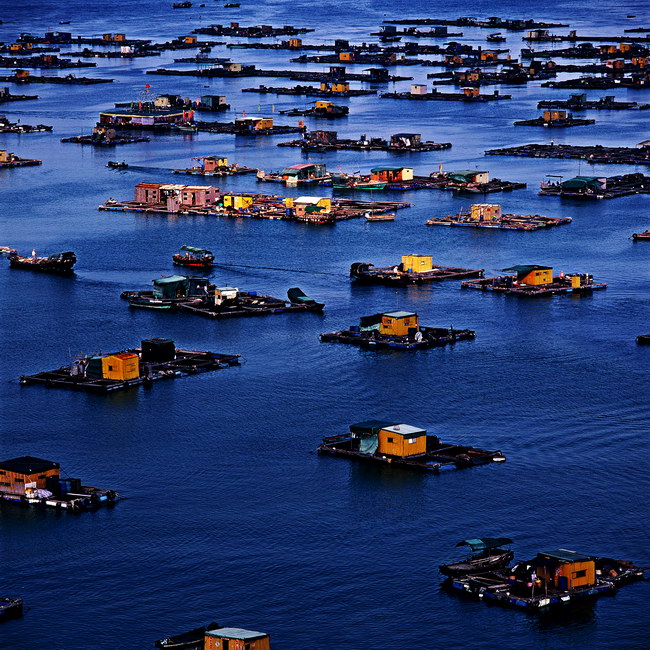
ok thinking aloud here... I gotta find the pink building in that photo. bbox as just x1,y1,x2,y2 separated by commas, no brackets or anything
134,182,219,211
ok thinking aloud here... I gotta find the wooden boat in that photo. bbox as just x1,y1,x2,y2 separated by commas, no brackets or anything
287,287,324,312
0,597,23,621
487,33,506,42
632,230,650,240
8,251,76,274
331,174,387,191
107,160,129,169
172,1,192,7
439,538,514,577
155,622,221,649
636,334,650,345
224,2,240,6
365,213,395,221
121,275,212,309
173,245,215,268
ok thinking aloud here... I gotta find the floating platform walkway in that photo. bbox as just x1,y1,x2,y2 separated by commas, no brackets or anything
0,73,112,85
242,84,376,97
426,205,571,231
318,421,505,473
20,339,240,393
382,88,510,102
485,143,650,166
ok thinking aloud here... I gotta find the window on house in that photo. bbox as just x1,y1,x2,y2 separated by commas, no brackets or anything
108,365,114,371
573,570,587,578
387,437,394,443
15,478,24,483
408,438,417,444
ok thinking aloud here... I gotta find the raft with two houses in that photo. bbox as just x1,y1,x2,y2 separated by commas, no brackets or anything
173,156,257,177
19,338,240,393
461,265,607,296
320,311,475,350
445,547,647,613
0,456,120,511
350,255,483,286
426,203,572,230
317,420,505,472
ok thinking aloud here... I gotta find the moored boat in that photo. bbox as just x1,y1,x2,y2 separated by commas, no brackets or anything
364,213,395,221
155,622,221,649
287,287,324,312
173,245,215,268
8,250,76,274
351,256,483,285
0,597,23,621
121,275,212,309
632,230,650,240
439,538,514,577
107,160,129,169
636,334,650,345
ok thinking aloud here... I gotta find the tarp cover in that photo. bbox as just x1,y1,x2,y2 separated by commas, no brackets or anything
457,537,513,551
153,275,189,298
359,434,379,455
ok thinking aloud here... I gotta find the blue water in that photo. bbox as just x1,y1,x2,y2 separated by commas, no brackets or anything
1,1,650,648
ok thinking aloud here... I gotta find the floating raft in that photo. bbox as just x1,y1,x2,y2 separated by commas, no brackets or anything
61,134,150,146
0,89,39,103
486,143,650,166
383,17,567,30
447,554,646,613
350,261,484,286
382,89,510,102
0,154,42,168
537,96,645,111
462,273,606,296
0,597,23,621
514,115,595,127
0,73,112,84
0,483,120,510
540,173,650,199
633,230,650,241
242,84,376,97
426,212,571,230
20,344,240,393
318,434,505,473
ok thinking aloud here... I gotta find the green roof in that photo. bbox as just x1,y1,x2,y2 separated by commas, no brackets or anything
153,275,188,285
206,628,267,641
502,265,551,274
370,165,411,172
383,311,417,318
561,176,603,189
457,537,513,551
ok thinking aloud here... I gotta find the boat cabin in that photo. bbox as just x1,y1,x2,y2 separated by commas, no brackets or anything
379,311,419,336
370,166,414,182
152,275,210,299
0,457,60,495
280,163,327,181
533,550,596,590
401,255,433,273
205,627,270,650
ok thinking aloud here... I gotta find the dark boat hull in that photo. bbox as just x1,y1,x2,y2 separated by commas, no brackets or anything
0,597,23,621
439,550,514,576
9,257,75,274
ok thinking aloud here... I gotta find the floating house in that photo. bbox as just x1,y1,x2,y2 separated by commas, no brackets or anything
461,264,607,296
0,456,119,510
133,182,220,211
320,311,475,350
446,547,647,612
286,196,332,221
205,628,271,650
233,116,275,134
370,166,414,182
317,420,505,472
350,255,483,285
262,163,329,185
0,149,42,168
514,110,595,127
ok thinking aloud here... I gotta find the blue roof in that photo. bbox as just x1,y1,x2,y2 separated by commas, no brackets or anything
206,628,267,641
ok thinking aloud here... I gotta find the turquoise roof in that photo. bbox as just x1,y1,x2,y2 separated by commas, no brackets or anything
383,311,417,318
206,628,267,640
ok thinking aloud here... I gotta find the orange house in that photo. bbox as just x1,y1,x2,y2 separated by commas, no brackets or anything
534,550,596,590
0,457,60,495
205,628,270,650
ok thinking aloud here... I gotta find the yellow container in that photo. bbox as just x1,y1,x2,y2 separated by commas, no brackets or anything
101,353,140,381
402,254,433,273
571,275,581,288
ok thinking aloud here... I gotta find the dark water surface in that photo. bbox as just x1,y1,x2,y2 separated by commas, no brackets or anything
1,0,649,648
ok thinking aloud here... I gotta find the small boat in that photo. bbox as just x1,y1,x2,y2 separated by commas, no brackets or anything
107,161,129,169
632,230,650,240
287,287,325,312
173,1,192,7
175,123,198,133
9,251,76,274
155,622,221,649
0,245,17,255
122,275,212,310
365,213,395,221
173,245,215,268
59,20,71,24
439,538,514,577
224,2,241,7
487,33,506,42
0,597,23,621
636,334,650,345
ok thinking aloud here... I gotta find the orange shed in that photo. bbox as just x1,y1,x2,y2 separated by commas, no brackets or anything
534,550,596,590
379,311,419,336
205,628,270,650
378,424,427,457
508,265,553,286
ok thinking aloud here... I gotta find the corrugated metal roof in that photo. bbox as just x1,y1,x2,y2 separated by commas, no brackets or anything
206,628,267,640
383,310,417,318
381,424,426,436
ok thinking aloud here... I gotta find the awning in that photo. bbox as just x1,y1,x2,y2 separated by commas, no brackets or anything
457,537,513,551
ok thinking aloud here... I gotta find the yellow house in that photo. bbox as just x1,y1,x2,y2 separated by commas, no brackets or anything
401,255,433,273
339,52,355,61
223,195,253,210
183,35,198,44
378,424,427,457
101,352,139,381
331,82,350,93
534,550,596,590
505,265,554,285
469,204,502,222
287,38,302,48
379,311,419,336
292,196,331,218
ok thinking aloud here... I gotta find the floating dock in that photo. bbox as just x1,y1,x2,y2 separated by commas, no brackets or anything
242,84,376,97
485,143,650,166
0,54,96,68
0,116,52,133
514,112,595,127
383,17,568,30
0,72,112,84
318,421,505,473
537,95,646,111
461,265,606,296
540,173,650,199
350,256,483,286
19,339,240,393
382,88,510,102
426,204,571,230
0,88,38,103
279,131,452,152
61,132,150,146
320,311,475,350
0,151,42,168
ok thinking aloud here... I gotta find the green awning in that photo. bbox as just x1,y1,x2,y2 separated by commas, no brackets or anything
457,537,513,551
349,420,397,436
502,265,551,274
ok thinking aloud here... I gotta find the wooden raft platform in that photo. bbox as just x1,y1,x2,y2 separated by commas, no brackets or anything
318,434,505,472
350,262,484,286
0,485,120,511
426,213,571,230
320,326,475,350
485,143,650,166
461,275,607,296
20,347,240,393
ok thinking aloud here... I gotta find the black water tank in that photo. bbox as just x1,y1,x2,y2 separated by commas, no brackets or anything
141,338,176,362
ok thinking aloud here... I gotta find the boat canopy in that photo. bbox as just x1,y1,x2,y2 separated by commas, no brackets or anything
349,420,397,436
287,287,313,303
180,245,212,255
457,537,513,551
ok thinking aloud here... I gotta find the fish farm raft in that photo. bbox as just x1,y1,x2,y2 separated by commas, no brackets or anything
320,311,476,351
426,204,572,230
317,421,505,472
461,265,607,296
19,338,240,393
446,548,647,613
350,255,484,286
486,142,650,165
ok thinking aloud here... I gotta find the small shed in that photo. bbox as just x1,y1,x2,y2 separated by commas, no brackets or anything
401,254,433,273
534,550,596,590
349,419,397,454
504,265,553,286
447,170,490,184
469,203,502,222
280,163,327,181
378,424,427,457
204,627,270,650
379,311,418,336
370,166,414,182
0,457,60,495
